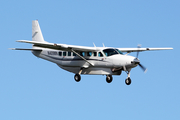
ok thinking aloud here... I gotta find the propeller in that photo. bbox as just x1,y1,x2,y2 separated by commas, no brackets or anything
139,63,147,73
135,44,147,73
136,44,141,58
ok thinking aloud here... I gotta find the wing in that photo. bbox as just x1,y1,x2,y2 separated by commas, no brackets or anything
118,47,173,53
16,40,173,52
16,40,99,52
16,40,98,67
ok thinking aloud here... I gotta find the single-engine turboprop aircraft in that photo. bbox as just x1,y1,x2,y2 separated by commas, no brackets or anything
11,20,173,85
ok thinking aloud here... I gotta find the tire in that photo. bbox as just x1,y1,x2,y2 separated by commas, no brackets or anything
74,74,81,82
125,77,131,85
106,75,113,83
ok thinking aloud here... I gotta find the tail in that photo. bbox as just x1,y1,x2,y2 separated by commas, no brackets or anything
32,20,45,42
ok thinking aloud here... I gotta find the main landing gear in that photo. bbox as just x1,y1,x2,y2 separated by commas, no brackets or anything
74,68,83,82
106,75,113,83
74,74,114,83
74,74,81,82
125,77,131,85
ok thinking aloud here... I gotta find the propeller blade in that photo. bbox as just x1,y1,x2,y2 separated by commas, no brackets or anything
139,63,147,73
136,44,141,58
134,44,147,73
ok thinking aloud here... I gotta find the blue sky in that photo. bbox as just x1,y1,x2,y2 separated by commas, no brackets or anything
1,0,179,120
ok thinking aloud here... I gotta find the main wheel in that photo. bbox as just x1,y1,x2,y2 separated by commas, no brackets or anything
106,75,113,83
74,74,81,82
125,77,131,85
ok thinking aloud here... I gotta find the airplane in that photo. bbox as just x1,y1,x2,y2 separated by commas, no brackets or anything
11,20,173,85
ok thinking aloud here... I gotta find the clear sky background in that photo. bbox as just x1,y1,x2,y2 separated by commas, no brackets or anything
1,0,179,120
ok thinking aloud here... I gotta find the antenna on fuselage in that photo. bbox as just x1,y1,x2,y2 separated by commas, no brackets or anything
102,43,105,47
93,43,96,47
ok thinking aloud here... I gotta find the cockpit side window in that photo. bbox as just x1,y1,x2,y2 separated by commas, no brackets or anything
103,48,123,56
103,49,118,56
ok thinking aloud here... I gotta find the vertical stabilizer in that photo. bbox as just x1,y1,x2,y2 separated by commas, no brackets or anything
32,20,45,42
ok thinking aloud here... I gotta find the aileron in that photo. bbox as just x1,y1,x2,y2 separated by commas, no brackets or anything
118,47,173,53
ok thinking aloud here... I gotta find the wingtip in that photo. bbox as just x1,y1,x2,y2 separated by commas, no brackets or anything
9,48,15,50
16,40,24,42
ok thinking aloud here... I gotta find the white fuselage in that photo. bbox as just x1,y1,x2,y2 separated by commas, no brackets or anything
32,48,138,75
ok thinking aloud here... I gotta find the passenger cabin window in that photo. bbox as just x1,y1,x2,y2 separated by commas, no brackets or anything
63,52,66,56
80,52,85,56
73,53,76,56
87,52,92,57
59,52,62,56
68,52,71,56
98,52,103,57
93,52,97,57
103,48,123,57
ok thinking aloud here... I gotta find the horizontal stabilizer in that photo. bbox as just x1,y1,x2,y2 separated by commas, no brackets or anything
10,48,42,51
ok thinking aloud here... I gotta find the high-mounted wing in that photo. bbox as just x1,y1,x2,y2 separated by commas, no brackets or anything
118,47,173,53
16,40,98,67
16,40,99,52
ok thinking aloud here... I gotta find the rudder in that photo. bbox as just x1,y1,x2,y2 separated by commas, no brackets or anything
32,20,45,42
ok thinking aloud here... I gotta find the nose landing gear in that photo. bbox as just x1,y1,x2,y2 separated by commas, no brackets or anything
125,71,132,85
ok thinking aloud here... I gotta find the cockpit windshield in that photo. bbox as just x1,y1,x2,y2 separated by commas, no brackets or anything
103,48,123,57
115,49,123,55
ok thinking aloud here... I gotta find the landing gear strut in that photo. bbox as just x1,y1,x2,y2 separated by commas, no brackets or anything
106,75,113,83
125,71,132,85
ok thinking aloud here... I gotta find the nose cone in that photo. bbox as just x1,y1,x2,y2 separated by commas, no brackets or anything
111,55,140,67
131,58,140,64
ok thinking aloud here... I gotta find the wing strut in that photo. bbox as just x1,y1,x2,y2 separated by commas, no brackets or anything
71,49,94,67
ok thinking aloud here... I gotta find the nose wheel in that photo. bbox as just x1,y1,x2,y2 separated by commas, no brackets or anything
125,70,132,85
